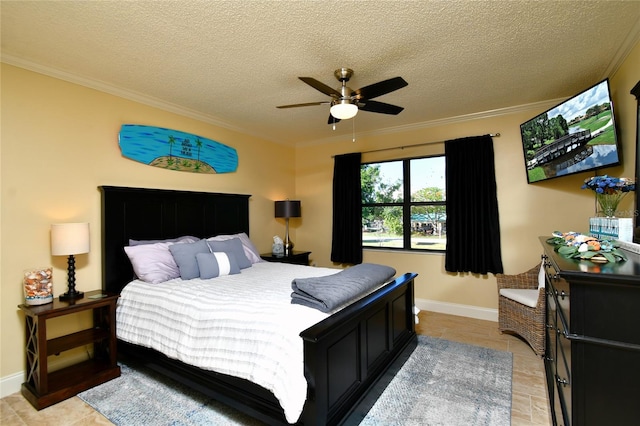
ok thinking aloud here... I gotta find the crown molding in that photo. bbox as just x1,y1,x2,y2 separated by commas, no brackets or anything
603,17,640,78
1,54,281,144
0,54,586,149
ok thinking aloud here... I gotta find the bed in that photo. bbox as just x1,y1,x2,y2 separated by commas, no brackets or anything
100,185,417,425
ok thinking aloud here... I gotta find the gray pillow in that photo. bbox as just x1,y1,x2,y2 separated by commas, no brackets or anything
206,238,251,269
196,252,240,279
206,232,263,264
168,239,210,280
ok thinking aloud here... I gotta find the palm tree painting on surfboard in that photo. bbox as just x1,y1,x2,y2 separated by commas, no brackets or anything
118,124,238,174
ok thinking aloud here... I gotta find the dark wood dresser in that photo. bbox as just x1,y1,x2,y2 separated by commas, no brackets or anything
540,237,640,426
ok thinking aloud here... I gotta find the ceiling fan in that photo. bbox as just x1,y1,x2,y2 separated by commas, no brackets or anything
277,68,408,125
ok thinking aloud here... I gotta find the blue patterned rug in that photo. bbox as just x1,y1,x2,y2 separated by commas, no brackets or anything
78,335,512,425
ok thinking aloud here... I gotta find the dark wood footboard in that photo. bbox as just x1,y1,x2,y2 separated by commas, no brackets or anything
301,272,417,425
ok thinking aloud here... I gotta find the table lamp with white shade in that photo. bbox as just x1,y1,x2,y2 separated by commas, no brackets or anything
51,222,90,300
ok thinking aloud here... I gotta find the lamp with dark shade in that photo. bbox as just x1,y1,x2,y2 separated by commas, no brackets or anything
51,222,90,300
275,200,301,256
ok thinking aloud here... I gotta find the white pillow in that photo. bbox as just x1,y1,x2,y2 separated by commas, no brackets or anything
207,232,263,264
538,260,546,289
499,288,540,308
124,242,180,284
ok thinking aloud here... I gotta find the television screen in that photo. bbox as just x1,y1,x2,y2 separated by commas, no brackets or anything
520,79,620,184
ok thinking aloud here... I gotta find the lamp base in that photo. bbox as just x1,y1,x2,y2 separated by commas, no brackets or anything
284,240,294,256
284,217,294,256
59,290,84,301
59,254,84,300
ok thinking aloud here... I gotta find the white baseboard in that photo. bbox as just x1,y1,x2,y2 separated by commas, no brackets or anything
1,371,23,398
415,298,498,322
1,348,92,398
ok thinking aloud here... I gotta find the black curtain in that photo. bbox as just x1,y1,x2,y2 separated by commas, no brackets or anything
331,153,363,264
444,135,503,274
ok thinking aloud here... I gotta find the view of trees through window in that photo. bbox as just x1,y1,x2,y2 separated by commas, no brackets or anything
361,156,446,251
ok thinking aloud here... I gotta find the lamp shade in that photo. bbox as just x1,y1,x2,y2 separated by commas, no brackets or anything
330,102,358,120
275,200,301,218
51,222,90,256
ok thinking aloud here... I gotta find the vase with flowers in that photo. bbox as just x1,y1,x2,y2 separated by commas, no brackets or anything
581,175,635,217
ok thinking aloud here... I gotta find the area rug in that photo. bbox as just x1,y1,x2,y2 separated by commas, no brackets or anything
352,335,512,426
78,335,512,425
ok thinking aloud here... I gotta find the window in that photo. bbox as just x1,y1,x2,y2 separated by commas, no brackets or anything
361,156,446,251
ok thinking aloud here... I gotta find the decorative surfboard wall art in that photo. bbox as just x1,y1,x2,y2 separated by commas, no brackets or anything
118,124,238,174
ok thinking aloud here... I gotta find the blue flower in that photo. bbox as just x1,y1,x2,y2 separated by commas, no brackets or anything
582,175,635,195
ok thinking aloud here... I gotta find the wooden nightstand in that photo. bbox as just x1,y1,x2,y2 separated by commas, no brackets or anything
18,290,121,410
261,251,311,265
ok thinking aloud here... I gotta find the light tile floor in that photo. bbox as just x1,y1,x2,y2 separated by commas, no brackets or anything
1,310,551,425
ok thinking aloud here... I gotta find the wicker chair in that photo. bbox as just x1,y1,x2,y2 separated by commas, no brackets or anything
496,264,546,357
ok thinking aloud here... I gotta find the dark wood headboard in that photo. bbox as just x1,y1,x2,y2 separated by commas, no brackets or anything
100,186,251,294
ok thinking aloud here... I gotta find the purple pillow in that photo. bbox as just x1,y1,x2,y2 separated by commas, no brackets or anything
124,242,180,284
129,236,199,246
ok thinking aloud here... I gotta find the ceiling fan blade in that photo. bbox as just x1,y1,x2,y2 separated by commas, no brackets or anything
276,101,329,109
358,100,404,115
328,114,341,125
353,77,408,100
299,77,342,97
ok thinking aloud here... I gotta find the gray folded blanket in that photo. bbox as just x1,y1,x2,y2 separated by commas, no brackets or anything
291,263,396,312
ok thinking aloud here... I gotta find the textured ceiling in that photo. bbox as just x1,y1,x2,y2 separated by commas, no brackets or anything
2,1,639,146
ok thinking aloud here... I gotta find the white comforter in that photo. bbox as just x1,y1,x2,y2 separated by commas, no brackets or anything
116,262,339,424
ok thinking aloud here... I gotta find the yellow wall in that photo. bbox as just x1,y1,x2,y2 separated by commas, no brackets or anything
295,40,640,314
1,39,638,390
0,64,295,385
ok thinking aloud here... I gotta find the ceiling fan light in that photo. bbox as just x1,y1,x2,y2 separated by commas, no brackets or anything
330,102,358,119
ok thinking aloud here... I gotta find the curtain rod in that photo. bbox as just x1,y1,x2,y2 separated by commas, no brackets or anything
357,133,500,156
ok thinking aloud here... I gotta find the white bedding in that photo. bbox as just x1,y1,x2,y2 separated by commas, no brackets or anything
116,262,340,424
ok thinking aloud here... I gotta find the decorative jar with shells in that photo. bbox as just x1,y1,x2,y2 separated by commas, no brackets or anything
23,267,53,305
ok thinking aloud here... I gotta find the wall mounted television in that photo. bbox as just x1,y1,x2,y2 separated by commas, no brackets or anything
520,79,620,184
